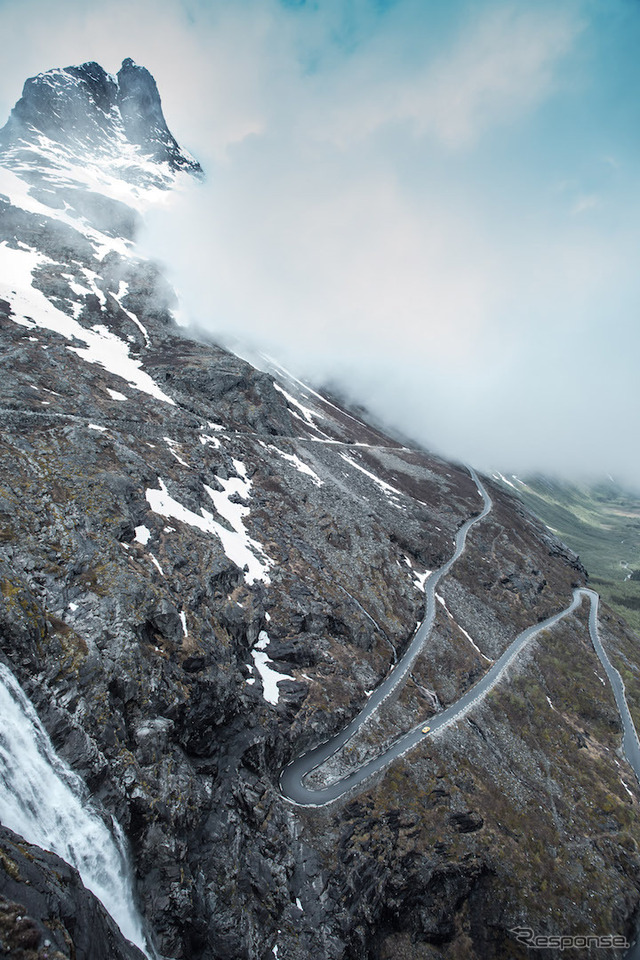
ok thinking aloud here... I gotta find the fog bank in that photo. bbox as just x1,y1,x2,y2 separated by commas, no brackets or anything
1,0,639,485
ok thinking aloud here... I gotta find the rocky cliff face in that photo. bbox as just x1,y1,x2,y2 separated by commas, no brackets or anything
0,825,146,960
1,60,639,960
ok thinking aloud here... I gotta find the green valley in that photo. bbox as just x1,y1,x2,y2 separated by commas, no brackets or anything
493,473,640,634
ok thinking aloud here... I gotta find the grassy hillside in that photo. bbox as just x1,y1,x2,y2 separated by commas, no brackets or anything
492,472,640,634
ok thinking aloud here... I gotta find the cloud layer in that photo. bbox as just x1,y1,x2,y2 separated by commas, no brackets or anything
2,0,639,484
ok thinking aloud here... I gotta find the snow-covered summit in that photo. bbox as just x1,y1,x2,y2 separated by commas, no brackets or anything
0,59,202,413
0,58,201,180
0,58,201,216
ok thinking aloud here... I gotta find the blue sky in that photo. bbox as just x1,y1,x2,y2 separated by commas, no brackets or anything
1,0,639,483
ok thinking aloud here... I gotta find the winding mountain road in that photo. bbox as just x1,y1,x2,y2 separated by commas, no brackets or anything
280,471,640,808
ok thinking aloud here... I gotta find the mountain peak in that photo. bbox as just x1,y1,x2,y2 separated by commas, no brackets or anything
115,58,196,171
0,59,201,179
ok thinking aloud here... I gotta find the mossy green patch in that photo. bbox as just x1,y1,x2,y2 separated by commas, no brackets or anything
501,476,640,634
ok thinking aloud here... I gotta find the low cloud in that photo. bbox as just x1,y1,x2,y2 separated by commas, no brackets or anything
307,3,582,149
2,0,639,485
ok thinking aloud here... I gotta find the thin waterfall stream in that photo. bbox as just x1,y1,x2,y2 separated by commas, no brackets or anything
0,660,151,956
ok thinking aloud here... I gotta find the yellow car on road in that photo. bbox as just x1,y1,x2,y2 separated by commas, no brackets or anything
421,725,431,734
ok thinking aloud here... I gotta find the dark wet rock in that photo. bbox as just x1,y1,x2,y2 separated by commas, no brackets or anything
0,825,146,960
148,598,182,643
449,810,484,834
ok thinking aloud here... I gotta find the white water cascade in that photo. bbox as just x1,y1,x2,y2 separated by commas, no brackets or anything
0,661,150,956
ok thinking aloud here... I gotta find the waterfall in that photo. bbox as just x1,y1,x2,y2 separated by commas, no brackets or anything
0,661,151,956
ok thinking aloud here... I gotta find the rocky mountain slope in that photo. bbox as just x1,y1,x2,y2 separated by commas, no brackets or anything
1,60,640,960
